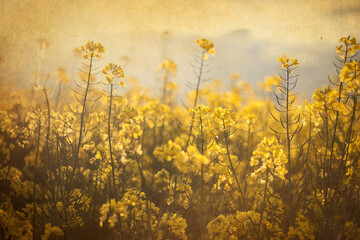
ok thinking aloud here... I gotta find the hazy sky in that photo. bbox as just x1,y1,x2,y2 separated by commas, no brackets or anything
1,0,359,98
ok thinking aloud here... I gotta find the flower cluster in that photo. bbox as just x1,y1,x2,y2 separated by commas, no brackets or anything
189,105,212,130
159,59,177,77
195,38,215,59
260,75,282,92
336,35,360,58
250,137,288,181
277,56,299,70
212,107,236,129
340,61,360,92
102,62,126,85
79,41,105,59
154,140,186,163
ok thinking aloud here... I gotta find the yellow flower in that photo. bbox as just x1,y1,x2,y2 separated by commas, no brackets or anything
195,38,215,60
340,61,360,92
106,74,114,84
212,107,236,129
336,36,360,58
250,137,288,180
187,145,209,167
42,223,63,240
159,59,177,77
278,56,299,70
102,63,126,84
56,68,70,84
189,105,212,119
56,202,63,211
292,58,299,66
260,75,281,92
154,140,184,162
79,41,105,59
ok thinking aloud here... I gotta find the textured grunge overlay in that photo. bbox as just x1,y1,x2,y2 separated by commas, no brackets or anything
0,1,360,239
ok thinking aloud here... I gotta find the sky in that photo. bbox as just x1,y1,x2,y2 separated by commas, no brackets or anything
1,0,359,98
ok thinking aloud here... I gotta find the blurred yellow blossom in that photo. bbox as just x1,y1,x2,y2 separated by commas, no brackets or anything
79,41,105,59
159,59,177,77
260,75,281,92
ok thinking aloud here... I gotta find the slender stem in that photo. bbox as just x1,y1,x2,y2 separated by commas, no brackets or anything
162,71,168,104
108,83,117,200
71,53,94,181
257,168,269,240
223,121,248,211
186,49,206,149
243,119,252,198
285,67,294,226
65,52,93,240
33,118,41,240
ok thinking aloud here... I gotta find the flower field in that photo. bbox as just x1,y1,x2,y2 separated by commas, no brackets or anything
1,36,360,240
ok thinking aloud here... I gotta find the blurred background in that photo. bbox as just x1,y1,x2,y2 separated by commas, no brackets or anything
1,0,359,98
